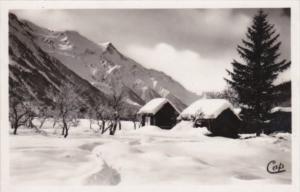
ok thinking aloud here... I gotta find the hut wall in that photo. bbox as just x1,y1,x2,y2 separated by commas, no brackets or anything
154,103,179,129
208,109,241,138
140,114,154,126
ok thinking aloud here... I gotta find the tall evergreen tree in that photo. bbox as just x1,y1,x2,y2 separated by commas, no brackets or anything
225,10,290,134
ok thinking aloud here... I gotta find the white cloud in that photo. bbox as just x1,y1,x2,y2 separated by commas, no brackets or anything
182,9,251,44
125,43,234,94
11,10,76,31
200,9,251,37
126,42,290,94
12,9,289,94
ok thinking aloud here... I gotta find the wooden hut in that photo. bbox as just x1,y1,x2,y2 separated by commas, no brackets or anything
264,107,291,134
138,98,180,129
178,99,241,138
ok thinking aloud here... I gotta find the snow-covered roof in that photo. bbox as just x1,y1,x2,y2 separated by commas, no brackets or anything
179,99,239,120
270,107,291,113
138,98,179,115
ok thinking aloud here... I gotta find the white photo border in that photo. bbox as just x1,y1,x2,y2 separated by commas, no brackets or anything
0,1,299,192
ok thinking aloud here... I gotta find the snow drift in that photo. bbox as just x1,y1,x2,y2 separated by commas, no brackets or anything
10,119,291,186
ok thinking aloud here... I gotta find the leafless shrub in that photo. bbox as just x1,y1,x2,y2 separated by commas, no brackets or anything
9,96,31,135
47,83,83,138
107,87,124,135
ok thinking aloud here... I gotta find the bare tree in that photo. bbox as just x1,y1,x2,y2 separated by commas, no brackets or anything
35,105,51,130
204,87,239,107
9,85,50,135
26,103,51,135
9,96,31,135
126,109,138,130
50,108,60,129
47,83,82,138
89,104,112,134
108,87,124,135
131,112,138,130
220,88,239,107
86,108,95,130
25,101,37,129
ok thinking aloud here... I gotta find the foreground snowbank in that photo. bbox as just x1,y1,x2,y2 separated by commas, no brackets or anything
10,119,291,185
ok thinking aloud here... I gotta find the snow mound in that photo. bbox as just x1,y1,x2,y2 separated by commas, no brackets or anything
85,161,121,185
10,119,291,185
170,121,210,137
179,99,237,119
133,125,165,134
171,121,194,131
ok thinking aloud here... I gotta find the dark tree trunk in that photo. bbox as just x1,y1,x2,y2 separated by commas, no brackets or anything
29,117,36,129
118,120,121,130
101,120,106,134
133,121,136,130
39,118,46,129
256,126,262,136
255,120,262,136
109,124,114,135
89,119,92,129
61,126,65,135
53,119,57,129
62,117,68,138
13,124,18,135
64,127,69,138
109,122,117,135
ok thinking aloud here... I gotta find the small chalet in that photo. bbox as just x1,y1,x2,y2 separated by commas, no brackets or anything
265,107,291,134
138,98,180,129
178,99,241,138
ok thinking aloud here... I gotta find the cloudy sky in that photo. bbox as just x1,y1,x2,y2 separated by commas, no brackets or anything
12,8,291,94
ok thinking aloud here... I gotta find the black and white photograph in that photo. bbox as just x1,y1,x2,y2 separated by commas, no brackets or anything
0,1,299,191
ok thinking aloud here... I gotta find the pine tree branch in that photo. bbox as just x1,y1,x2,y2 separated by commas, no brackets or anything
242,39,254,48
237,45,253,60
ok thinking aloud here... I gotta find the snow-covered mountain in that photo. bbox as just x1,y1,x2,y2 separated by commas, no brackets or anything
9,13,199,113
9,13,110,110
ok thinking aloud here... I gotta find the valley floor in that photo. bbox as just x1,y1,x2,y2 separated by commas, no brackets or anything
9,120,291,185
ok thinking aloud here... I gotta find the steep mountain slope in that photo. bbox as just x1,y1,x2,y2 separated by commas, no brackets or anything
17,16,199,111
9,13,110,110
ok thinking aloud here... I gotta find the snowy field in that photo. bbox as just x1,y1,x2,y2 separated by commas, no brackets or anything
9,120,291,185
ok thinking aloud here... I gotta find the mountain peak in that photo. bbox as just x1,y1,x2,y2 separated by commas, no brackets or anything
10,14,199,110
9,12,18,21
99,41,112,48
98,41,123,57
99,41,118,52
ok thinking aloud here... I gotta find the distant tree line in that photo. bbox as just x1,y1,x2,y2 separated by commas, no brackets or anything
9,82,139,138
202,88,239,107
